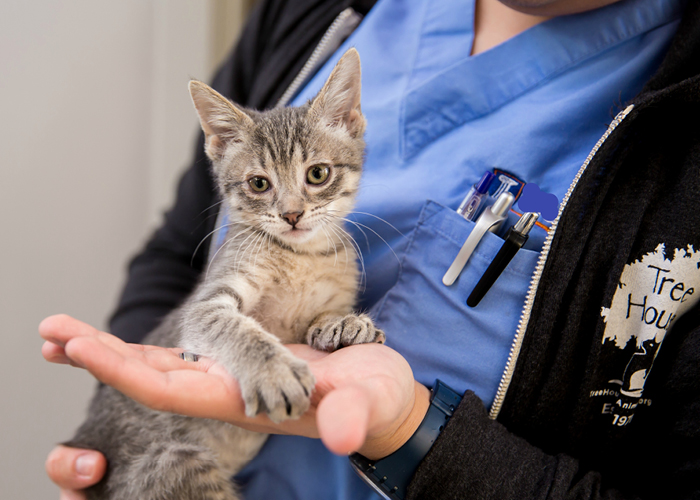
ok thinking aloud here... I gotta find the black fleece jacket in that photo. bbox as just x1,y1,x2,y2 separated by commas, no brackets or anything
109,1,700,498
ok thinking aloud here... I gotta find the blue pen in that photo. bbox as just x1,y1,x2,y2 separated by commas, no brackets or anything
443,191,515,286
456,171,495,221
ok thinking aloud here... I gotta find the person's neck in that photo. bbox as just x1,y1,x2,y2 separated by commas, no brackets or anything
471,0,550,55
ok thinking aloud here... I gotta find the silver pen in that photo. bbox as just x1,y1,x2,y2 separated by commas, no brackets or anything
442,192,515,286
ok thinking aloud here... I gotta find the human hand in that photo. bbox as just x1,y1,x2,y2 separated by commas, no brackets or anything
45,445,106,500
40,314,430,461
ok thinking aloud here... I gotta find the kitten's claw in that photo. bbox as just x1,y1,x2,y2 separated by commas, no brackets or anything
239,347,315,423
307,313,385,352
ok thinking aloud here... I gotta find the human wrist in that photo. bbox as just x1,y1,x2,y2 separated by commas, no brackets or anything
350,380,463,500
358,381,431,460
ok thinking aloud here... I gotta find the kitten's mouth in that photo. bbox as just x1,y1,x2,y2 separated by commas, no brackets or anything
281,227,311,238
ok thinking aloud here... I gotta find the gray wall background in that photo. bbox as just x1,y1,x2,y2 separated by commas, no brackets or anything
0,1,253,497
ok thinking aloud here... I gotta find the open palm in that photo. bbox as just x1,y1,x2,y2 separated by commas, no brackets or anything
40,314,428,459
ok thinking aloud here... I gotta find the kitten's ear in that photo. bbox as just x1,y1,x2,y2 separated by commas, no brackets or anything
188,80,253,160
309,48,365,138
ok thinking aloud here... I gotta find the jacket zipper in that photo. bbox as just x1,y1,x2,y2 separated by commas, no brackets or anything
275,7,362,108
488,104,636,420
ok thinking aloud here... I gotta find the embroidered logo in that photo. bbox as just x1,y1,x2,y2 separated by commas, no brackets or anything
590,244,700,427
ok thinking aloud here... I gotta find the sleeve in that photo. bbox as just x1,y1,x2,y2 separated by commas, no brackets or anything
108,0,356,342
108,136,216,343
108,1,269,343
406,393,631,500
407,312,700,500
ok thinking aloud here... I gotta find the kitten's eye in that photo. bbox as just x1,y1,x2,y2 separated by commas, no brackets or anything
248,177,270,192
306,165,330,185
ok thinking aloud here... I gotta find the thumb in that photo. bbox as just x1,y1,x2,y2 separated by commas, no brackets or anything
46,446,106,490
316,384,371,455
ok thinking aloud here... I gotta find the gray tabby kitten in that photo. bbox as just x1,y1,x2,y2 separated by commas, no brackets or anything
67,48,384,500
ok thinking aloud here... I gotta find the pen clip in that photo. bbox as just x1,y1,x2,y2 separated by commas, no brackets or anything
442,192,514,286
466,212,539,307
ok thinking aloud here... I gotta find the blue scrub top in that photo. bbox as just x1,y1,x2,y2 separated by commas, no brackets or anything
236,0,684,498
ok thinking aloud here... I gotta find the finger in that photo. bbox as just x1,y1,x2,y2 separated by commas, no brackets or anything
60,489,87,500
42,341,85,368
39,315,101,347
40,315,137,362
46,446,106,491
71,331,216,374
316,384,370,455
41,315,214,374
40,314,138,358
64,335,244,421
42,341,70,364
286,343,329,363
147,349,220,374
113,345,216,374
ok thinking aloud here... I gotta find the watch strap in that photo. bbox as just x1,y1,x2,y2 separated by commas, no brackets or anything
350,380,462,499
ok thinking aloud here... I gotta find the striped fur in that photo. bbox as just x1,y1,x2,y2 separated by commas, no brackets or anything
68,49,384,499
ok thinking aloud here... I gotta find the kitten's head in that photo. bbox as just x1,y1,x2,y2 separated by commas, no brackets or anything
189,48,366,252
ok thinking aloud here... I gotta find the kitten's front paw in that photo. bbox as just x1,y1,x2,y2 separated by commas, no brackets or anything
239,347,315,423
307,313,385,352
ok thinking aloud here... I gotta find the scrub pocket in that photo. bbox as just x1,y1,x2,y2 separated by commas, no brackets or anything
370,200,540,407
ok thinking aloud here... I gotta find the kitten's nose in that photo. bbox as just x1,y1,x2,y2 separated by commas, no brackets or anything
282,211,304,227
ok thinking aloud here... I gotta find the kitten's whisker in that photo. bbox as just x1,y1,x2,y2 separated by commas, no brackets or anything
325,213,371,253
209,228,256,278
325,220,352,278
332,221,363,264
232,229,260,275
313,199,335,211
236,232,259,275
340,217,402,269
206,226,252,270
324,220,343,261
266,231,273,259
196,209,229,233
326,212,371,252
191,221,238,266
251,231,268,273
229,226,254,239
330,221,366,291
206,228,249,279
226,226,256,257
243,232,259,273
198,199,226,217
192,199,230,234
242,232,265,275
226,226,257,247
346,211,405,238
343,230,367,291
319,224,338,267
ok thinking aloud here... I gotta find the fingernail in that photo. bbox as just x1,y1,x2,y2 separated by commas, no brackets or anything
68,359,86,369
75,454,97,477
49,353,71,365
64,343,86,368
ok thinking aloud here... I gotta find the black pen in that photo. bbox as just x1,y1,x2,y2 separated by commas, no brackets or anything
467,212,539,307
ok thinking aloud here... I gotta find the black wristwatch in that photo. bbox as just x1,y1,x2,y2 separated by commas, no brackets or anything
349,380,462,500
